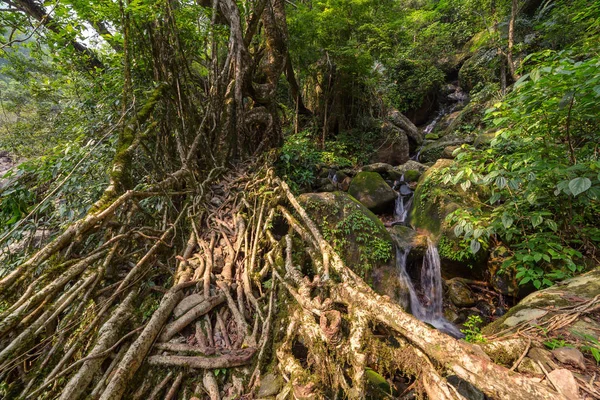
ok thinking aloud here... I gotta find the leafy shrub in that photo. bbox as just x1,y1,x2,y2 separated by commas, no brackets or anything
442,50,600,289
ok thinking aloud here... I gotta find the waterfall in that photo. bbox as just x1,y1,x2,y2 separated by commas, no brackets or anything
395,241,464,338
393,174,413,224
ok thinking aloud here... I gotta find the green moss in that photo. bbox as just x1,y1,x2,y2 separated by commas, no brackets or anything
299,192,393,281
403,169,421,183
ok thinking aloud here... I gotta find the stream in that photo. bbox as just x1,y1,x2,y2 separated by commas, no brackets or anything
389,90,467,338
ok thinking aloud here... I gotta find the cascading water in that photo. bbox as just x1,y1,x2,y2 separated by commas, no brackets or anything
393,174,413,224
395,241,464,338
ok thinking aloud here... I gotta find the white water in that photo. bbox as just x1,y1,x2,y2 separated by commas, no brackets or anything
396,241,464,338
394,195,412,224
393,173,413,224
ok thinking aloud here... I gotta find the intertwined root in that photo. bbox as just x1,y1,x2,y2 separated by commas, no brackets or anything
0,166,569,400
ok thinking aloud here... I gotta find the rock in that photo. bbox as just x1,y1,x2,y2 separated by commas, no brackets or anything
371,122,410,166
348,172,397,214
387,109,423,145
403,170,421,183
528,347,558,372
483,268,600,336
446,279,476,307
552,347,586,370
396,160,429,173
547,369,580,399
389,225,428,256
316,183,335,193
361,163,394,174
257,372,283,397
418,135,474,163
442,145,460,159
298,192,409,309
517,357,544,375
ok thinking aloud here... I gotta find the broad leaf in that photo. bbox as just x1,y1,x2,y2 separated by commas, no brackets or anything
568,177,591,197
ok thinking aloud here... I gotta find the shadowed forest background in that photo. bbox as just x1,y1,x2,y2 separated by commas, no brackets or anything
0,0,599,398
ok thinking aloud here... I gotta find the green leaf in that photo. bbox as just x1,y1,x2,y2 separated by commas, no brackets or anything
495,176,507,189
502,213,513,229
470,239,481,254
461,180,471,191
569,177,591,196
531,215,543,228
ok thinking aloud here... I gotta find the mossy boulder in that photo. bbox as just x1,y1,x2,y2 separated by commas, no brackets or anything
483,268,600,336
410,159,488,277
298,191,410,309
418,135,475,163
348,172,397,214
389,225,428,257
370,122,410,166
394,160,428,183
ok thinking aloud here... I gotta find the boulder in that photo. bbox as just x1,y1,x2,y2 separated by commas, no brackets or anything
348,172,397,214
410,159,488,277
483,268,600,336
418,135,475,163
446,278,477,307
387,109,423,145
394,160,429,183
298,192,410,309
361,163,394,174
442,145,460,159
371,122,410,166
389,225,428,257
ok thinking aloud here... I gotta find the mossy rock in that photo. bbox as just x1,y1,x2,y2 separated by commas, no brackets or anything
419,135,475,163
483,268,600,336
298,191,410,309
389,225,427,257
348,172,397,214
410,159,489,277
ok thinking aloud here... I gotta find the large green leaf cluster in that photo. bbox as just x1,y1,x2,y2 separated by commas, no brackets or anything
442,50,600,289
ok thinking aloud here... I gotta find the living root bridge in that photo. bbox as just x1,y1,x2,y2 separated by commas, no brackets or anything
0,164,569,399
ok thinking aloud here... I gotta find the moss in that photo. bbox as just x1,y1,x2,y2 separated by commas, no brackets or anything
299,192,393,281
403,169,421,182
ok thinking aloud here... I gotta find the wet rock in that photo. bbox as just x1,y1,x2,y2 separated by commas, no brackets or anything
547,369,580,399
446,279,476,307
372,122,410,166
257,372,283,397
552,347,586,370
389,225,427,256
348,172,397,214
316,183,335,193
